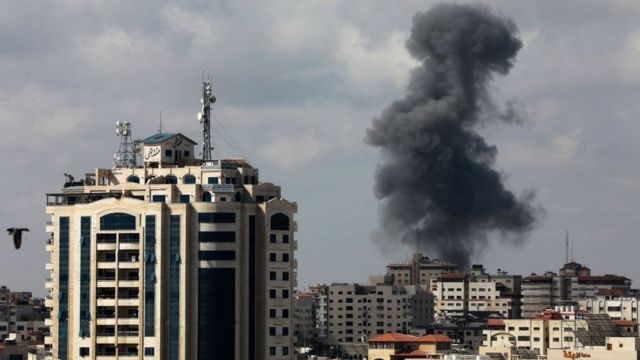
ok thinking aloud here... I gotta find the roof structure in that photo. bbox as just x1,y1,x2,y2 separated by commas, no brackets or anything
142,132,197,145
367,333,452,343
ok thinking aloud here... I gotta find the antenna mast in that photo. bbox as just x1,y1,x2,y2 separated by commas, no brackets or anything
198,77,216,162
565,230,569,264
114,121,135,168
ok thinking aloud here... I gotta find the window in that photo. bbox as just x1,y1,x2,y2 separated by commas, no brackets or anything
144,348,155,356
207,177,219,184
270,309,276,318
201,192,211,202
183,175,196,184
165,149,172,156
199,231,235,243
282,253,289,262
152,195,166,203
270,234,276,243
282,309,289,318
270,253,276,262
270,272,276,281
269,327,276,336
282,272,289,281
126,175,140,183
270,289,276,299
283,234,289,243
282,327,289,336
283,347,289,356
179,195,190,203
100,213,135,230
198,212,236,223
165,175,177,184
79,347,89,357
270,213,290,230
283,290,289,299
184,151,190,157
269,347,276,356
199,251,236,261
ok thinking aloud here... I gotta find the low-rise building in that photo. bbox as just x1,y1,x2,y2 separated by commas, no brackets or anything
481,308,634,357
367,333,452,360
578,290,639,321
546,337,640,360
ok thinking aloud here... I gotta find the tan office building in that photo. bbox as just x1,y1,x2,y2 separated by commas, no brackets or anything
45,132,297,360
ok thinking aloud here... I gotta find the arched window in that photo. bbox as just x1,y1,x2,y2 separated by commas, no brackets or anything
165,175,177,184
183,175,196,184
145,175,156,184
270,213,290,230
235,192,241,202
126,175,140,184
201,192,211,202
250,176,257,184
100,213,136,230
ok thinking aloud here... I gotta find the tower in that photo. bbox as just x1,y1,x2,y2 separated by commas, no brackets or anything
114,121,136,168
198,78,216,163
45,84,298,360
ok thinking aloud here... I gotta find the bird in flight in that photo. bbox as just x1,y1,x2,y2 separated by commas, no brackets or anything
7,228,29,249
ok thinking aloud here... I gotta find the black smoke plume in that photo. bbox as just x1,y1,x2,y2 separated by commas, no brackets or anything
366,3,540,270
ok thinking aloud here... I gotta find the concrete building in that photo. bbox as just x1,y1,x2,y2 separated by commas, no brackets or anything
480,308,634,357
546,337,640,360
45,128,298,359
431,265,521,320
367,333,452,360
309,285,328,343
326,280,434,345
521,262,631,318
386,254,457,287
293,292,317,347
578,289,639,322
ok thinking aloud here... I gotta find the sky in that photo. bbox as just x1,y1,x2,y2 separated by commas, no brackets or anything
2,0,640,295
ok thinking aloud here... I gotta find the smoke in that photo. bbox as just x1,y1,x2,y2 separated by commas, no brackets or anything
366,3,540,270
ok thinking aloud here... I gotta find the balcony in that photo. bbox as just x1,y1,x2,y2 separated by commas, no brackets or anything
46,191,122,206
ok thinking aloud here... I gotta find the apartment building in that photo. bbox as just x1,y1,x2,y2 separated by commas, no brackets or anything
386,254,457,286
579,289,639,322
293,292,317,347
522,262,632,318
0,287,48,349
45,125,298,360
481,308,633,357
431,265,521,319
326,280,434,344
308,285,328,343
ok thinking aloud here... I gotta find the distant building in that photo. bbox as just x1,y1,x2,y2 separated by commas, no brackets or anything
0,286,47,352
431,265,521,319
481,308,635,357
326,280,434,345
293,292,317,347
386,254,457,286
546,337,640,360
367,333,452,360
521,262,632,318
309,285,329,343
579,289,639,322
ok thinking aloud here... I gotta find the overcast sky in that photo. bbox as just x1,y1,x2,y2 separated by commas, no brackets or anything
2,0,640,295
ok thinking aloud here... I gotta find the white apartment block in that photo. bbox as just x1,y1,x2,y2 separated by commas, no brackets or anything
326,282,433,344
481,308,633,357
579,291,639,322
431,265,521,319
46,131,297,360
386,254,457,286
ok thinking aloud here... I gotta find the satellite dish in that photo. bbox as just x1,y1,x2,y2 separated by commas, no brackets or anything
116,121,121,126
210,96,216,103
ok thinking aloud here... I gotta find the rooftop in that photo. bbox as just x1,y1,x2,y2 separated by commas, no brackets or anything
141,132,197,145
367,333,452,343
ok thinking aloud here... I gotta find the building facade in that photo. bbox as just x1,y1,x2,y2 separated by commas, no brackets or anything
45,132,297,360
521,262,632,318
430,265,521,320
386,254,457,287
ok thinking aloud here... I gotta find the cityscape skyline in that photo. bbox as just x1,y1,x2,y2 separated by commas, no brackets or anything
2,0,640,298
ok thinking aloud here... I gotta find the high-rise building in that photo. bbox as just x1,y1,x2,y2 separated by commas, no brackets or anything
45,122,298,358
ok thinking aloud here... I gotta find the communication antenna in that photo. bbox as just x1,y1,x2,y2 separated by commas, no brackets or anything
197,76,216,162
158,111,163,134
565,230,569,264
114,121,135,168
